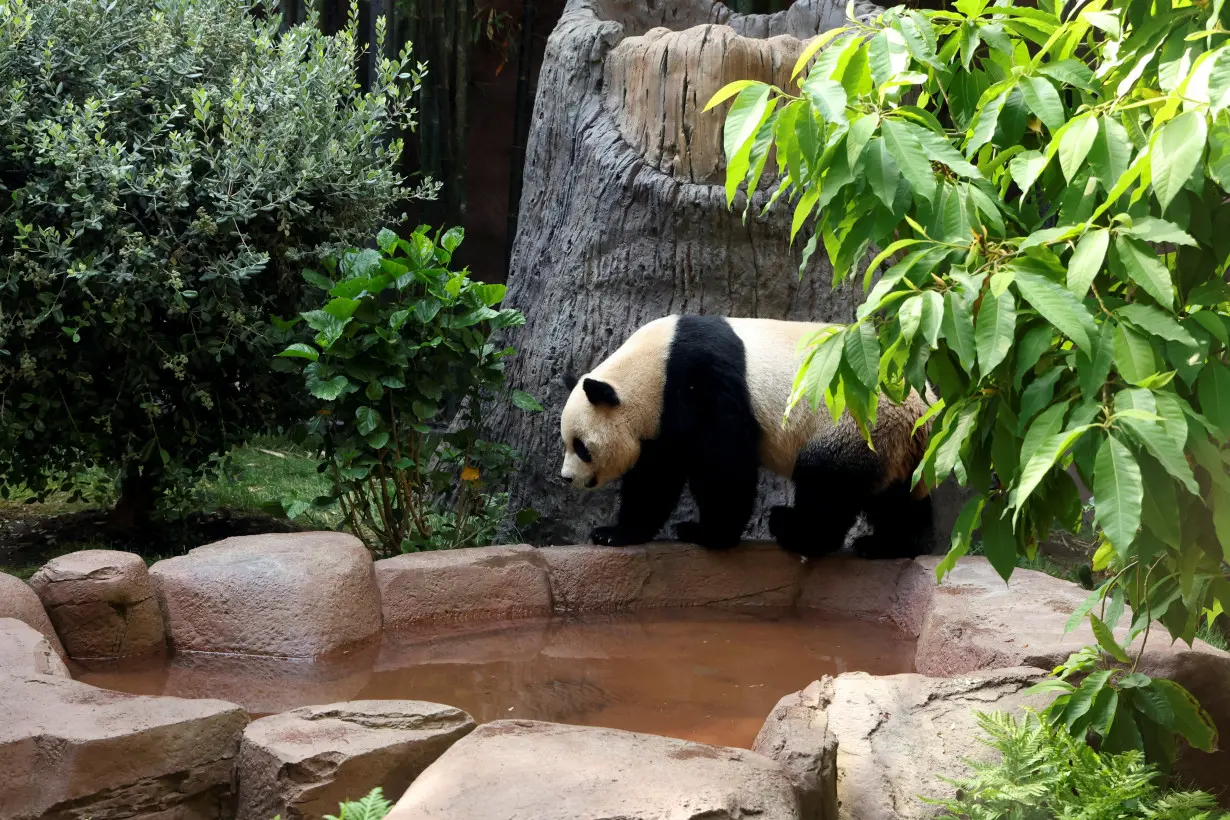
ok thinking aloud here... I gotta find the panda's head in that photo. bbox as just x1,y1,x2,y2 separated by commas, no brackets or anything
559,374,642,491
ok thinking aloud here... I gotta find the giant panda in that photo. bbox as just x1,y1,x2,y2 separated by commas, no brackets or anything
558,314,935,559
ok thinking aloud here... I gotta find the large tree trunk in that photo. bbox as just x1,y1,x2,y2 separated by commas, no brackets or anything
490,0,966,549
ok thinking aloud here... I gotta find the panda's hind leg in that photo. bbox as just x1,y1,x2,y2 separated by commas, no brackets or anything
772,439,879,558
852,482,934,559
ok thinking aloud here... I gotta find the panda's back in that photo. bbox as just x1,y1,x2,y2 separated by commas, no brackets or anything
724,318,837,478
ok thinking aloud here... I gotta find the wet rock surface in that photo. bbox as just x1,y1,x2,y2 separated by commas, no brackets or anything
30,549,165,659
0,570,65,660
237,700,475,820
387,719,808,820
149,532,382,658
0,617,70,678
0,673,248,820
755,668,1051,820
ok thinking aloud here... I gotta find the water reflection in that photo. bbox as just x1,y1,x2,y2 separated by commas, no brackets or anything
77,606,915,748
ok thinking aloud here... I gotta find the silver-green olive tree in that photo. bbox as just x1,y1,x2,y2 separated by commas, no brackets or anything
0,0,425,525
713,0,1225,771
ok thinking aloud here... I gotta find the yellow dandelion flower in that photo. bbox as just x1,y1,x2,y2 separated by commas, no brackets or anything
461,466,480,482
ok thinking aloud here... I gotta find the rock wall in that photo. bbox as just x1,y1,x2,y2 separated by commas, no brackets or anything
488,0,895,546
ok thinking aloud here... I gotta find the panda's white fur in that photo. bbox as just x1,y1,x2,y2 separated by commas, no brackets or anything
559,315,934,557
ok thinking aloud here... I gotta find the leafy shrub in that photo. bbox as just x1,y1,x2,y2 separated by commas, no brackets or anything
0,0,423,525
926,710,1226,819
278,226,535,555
712,0,1229,768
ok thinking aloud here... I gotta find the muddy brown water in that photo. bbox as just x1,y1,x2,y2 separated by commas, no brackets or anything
76,607,916,749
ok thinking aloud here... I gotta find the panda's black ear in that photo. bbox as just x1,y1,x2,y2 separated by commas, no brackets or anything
582,378,620,407
563,373,578,392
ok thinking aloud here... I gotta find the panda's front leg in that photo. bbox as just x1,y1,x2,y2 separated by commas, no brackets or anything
590,442,686,547
679,458,757,550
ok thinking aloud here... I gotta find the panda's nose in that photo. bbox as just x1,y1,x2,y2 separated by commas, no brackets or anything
586,476,598,489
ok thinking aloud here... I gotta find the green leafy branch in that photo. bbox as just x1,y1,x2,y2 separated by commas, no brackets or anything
712,0,1229,769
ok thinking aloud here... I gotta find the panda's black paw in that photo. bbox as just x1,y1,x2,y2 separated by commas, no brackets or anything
589,526,646,547
676,521,740,550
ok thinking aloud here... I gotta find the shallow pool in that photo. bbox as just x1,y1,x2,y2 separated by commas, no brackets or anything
76,606,915,748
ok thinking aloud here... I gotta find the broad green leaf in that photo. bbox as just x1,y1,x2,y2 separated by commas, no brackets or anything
1088,687,1119,738
883,117,937,202
868,28,911,87
804,77,848,124
511,390,544,413
980,496,1017,582
1212,482,1230,563
791,29,849,80
1021,401,1070,464
920,291,945,348
705,80,761,112
1118,417,1199,495
1140,455,1181,548
1151,679,1219,751
797,333,845,410
1197,360,1230,436
1013,268,1095,350
1088,117,1134,190
967,87,1010,157
308,375,349,401
1123,217,1198,247
1062,669,1114,730
355,406,381,436
908,122,982,178
791,187,820,244
723,86,773,204
1112,234,1175,309
935,402,980,483
1023,679,1077,696
865,139,901,209
1117,304,1197,347
1020,75,1065,131
846,113,878,166
976,288,1016,374
302,309,348,349
938,495,985,581
1015,425,1095,512
1066,587,1103,634
1058,114,1099,182
1150,110,1207,212
899,295,924,340
1094,432,1143,556
1113,323,1158,385
942,290,978,374
1015,325,1054,389
1037,59,1097,91
1067,228,1109,299
1009,149,1049,196
844,322,880,389
1077,322,1115,402
277,343,319,362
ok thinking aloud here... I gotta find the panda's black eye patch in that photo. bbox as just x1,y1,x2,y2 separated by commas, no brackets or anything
573,438,592,463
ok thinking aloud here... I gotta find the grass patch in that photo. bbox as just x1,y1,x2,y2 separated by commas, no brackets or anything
0,436,339,577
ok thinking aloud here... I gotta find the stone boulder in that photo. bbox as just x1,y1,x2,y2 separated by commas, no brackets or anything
0,673,248,820
30,549,166,659
150,532,382,658
375,545,552,628
895,556,1230,798
0,618,70,678
0,570,65,660
237,700,475,820
753,680,837,820
387,720,808,820
755,668,1051,820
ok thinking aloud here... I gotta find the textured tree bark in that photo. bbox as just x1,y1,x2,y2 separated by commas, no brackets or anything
489,0,967,549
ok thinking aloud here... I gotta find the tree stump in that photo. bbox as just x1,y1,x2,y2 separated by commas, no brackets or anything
489,0,967,549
